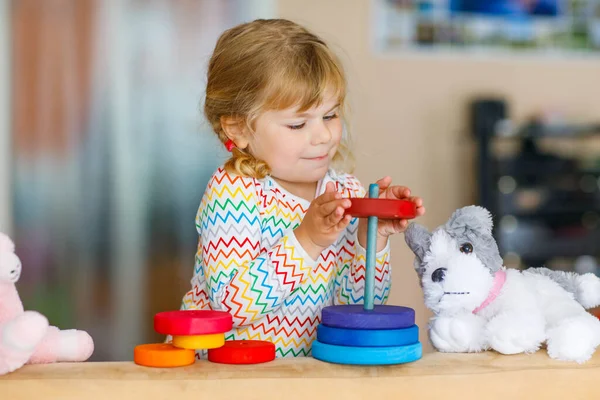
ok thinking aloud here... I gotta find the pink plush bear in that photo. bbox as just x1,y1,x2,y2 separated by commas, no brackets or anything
0,232,94,375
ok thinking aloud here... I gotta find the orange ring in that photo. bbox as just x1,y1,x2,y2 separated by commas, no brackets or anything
134,343,196,368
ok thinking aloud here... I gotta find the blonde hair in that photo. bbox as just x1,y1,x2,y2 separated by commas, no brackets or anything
204,19,354,179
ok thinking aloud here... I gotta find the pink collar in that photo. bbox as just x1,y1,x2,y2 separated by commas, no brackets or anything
472,269,506,314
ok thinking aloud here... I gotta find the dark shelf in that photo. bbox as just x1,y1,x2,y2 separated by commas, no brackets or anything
499,229,600,261
492,122,600,140
472,99,600,270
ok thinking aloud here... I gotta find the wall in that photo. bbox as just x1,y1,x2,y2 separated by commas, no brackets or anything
0,0,12,234
0,0,10,234
277,0,600,351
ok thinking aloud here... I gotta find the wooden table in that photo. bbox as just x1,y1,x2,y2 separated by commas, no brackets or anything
1,350,598,399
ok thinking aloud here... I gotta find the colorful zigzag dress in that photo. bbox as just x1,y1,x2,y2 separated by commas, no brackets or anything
181,166,391,357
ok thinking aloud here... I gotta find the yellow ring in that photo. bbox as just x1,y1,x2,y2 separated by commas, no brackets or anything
172,333,225,350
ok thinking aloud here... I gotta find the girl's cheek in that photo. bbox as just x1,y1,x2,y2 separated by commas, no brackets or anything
334,124,344,143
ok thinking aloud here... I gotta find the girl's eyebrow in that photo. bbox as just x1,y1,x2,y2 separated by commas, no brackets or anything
295,103,340,118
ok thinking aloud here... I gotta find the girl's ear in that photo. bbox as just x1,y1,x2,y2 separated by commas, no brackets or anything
220,116,251,150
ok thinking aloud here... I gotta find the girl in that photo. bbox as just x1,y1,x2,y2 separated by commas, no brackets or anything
180,19,425,358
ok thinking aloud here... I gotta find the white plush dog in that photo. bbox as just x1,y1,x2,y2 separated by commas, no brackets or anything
405,206,600,363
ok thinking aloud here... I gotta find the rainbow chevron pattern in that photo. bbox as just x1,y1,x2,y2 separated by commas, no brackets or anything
181,167,391,358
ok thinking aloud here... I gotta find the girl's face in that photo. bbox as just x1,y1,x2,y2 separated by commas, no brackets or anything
248,92,343,199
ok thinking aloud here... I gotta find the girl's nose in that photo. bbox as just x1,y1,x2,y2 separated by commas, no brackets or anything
311,121,332,145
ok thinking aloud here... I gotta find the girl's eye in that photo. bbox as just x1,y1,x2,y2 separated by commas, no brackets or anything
323,113,338,121
287,123,305,130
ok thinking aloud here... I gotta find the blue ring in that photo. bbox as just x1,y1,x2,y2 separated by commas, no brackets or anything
311,340,422,365
321,305,415,330
317,324,419,347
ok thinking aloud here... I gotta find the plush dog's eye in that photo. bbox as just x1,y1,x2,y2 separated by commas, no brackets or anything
460,243,473,254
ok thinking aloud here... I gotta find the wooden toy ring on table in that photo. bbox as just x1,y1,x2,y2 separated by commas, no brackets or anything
154,310,232,335
208,340,276,364
134,343,196,368
317,324,419,347
345,198,417,220
311,341,422,366
172,333,225,349
321,305,415,330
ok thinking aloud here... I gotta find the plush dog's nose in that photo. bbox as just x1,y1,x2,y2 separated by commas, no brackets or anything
431,268,446,283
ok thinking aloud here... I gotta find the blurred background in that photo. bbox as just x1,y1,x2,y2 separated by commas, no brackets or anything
1,0,600,361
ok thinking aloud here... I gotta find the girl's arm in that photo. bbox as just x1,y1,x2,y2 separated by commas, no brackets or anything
333,180,392,305
181,169,317,327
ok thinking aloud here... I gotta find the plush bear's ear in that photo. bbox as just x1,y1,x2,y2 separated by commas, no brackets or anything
0,233,15,253
445,206,493,236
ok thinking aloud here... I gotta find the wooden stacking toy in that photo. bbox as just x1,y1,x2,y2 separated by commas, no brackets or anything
208,340,276,365
154,310,231,350
134,310,276,367
134,343,196,368
311,184,423,365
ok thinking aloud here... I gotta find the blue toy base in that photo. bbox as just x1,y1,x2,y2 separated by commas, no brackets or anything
311,340,422,365
316,324,419,347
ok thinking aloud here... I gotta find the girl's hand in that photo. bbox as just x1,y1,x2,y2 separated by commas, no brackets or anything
372,176,425,236
357,176,426,251
294,182,352,260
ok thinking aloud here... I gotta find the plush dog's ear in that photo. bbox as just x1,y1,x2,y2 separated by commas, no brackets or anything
405,223,431,276
445,206,493,236
444,206,503,273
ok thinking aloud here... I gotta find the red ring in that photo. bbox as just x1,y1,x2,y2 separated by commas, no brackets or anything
154,310,233,336
208,340,276,364
346,198,417,220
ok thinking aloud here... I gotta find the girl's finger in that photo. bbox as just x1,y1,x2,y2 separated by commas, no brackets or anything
318,198,351,217
334,214,352,231
389,185,411,199
408,196,423,207
324,182,336,193
315,188,341,205
379,219,406,236
325,206,345,227
367,176,392,198
375,176,392,190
